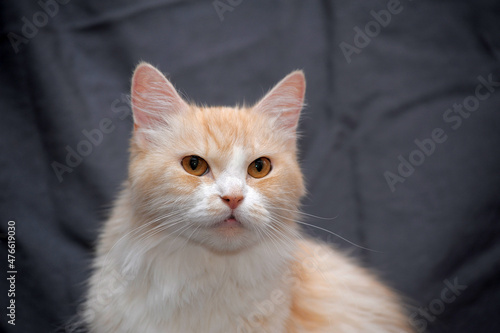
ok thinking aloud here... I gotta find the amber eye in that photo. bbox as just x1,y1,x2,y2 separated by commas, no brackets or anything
181,156,209,176
248,157,272,178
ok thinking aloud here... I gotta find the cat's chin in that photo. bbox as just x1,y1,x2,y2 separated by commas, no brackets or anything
191,238,257,255
185,219,260,254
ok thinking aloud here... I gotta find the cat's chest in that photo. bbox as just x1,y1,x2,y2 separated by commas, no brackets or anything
124,243,290,333
127,268,284,333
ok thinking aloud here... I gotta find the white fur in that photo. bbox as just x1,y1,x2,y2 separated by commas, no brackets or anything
216,146,247,197
86,217,294,333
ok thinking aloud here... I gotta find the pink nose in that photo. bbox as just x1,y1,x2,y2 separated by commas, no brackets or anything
221,195,244,210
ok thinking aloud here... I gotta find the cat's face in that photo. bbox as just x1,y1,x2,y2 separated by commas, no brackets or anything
129,63,306,253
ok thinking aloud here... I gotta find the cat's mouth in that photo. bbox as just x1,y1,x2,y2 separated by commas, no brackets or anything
213,215,243,229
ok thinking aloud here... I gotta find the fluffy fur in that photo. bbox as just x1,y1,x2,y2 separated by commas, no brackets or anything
84,63,414,333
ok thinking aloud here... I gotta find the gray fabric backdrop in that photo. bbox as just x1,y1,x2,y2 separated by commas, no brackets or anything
1,0,499,332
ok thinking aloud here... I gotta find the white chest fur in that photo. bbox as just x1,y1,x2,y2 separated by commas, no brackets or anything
86,234,293,333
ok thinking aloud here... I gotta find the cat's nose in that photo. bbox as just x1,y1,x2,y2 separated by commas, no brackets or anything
220,195,244,210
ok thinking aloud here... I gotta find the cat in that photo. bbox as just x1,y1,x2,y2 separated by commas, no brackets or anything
83,63,414,333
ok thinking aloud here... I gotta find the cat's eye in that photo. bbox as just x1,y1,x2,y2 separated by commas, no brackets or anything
248,157,272,178
181,156,209,176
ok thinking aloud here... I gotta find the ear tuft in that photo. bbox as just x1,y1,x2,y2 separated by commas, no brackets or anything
254,71,306,136
131,63,188,145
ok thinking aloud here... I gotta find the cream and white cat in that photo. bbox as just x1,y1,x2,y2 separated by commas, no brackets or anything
84,63,414,333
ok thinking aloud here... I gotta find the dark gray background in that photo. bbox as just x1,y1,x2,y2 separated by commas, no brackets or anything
1,0,499,332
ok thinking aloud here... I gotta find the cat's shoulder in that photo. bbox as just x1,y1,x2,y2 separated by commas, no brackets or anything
287,237,413,332
292,237,367,276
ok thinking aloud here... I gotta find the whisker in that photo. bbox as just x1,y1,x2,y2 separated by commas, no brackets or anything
261,223,291,254
273,206,338,221
265,216,299,254
269,210,382,253
94,209,191,283
295,220,382,253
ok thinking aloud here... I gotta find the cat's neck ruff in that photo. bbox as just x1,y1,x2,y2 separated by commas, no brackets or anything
119,218,297,290
98,213,296,332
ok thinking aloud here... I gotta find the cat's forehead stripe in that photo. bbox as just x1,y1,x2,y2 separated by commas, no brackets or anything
195,107,259,158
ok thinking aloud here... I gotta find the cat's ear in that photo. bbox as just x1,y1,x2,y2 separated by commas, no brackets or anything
131,62,188,145
254,70,305,137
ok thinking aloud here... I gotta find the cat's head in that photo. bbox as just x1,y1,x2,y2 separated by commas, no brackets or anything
128,63,306,253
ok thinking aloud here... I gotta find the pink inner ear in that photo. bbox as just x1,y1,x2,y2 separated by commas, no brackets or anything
131,63,187,130
254,71,306,131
